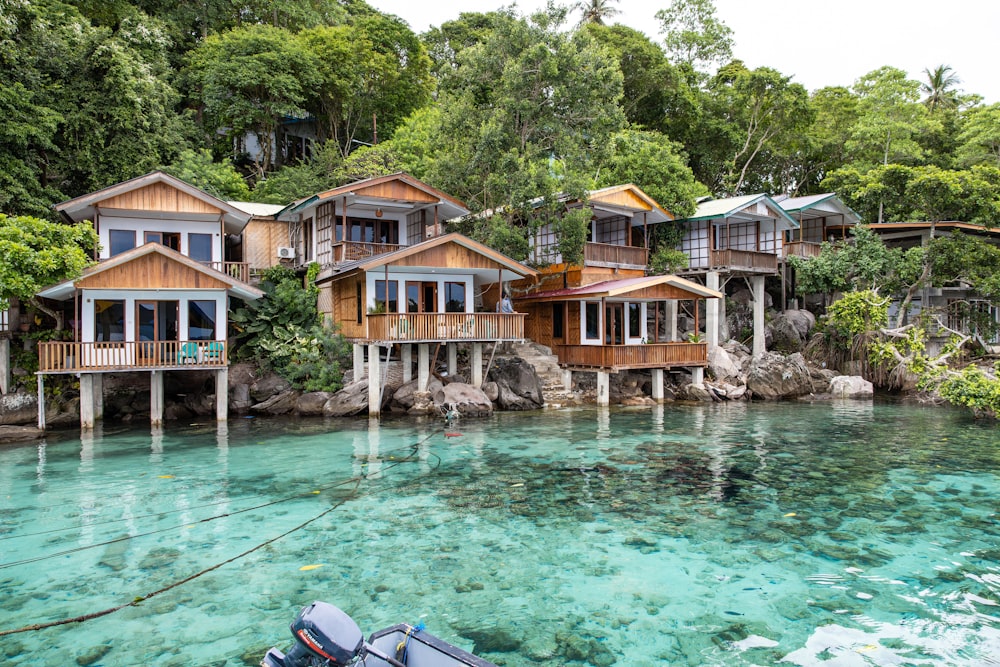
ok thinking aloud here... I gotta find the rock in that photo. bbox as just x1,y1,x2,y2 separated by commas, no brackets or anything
0,392,38,426
433,383,493,417
767,309,816,353
486,357,544,410
681,383,713,401
745,352,815,400
392,379,443,409
250,372,291,403
708,346,742,383
731,288,773,309
163,403,193,421
323,381,369,417
829,375,874,399
75,643,112,666
231,383,252,411
809,367,837,393
0,425,44,444
295,392,334,416
251,389,301,415
481,381,499,402
407,390,437,415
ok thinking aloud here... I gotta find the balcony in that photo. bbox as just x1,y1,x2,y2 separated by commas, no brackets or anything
366,313,526,343
707,249,778,273
584,242,649,269
553,342,707,371
783,241,823,259
333,241,405,264
202,261,250,283
38,340,228,374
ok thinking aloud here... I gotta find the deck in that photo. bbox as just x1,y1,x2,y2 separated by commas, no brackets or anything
333,241,404,264
783,241,823,259
553,342,708,371
683,249,779,275
37,340,228,374
584,242,649,270
365,313,526,343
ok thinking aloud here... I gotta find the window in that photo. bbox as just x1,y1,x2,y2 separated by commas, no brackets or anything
552,303,564,339
628,303,642,339
374,280,398,313
108,230,135,257
189,233,212,262
145,231,181,251
95,300,125,341
188,301,216,340
585,302,600,340
444,282,466,313
406,282,420,313
356,281,363,324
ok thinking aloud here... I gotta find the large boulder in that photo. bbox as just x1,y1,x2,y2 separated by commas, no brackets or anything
486,358,544,410
392,378,443,410
433,383,494,417
708,345,742,383
767,309,816,352
250,372,291,403
295,392,334,416
0,392,38,425
0,425,44,444
746,352,815,400
829,375,874,399
251,388,301,415
323,380,370,417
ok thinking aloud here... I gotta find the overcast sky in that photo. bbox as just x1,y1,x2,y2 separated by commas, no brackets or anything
369,0,999,103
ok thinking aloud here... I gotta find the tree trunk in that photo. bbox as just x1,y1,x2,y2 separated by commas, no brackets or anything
29,297,64,332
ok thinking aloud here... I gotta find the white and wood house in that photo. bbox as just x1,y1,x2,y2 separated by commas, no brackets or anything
36,172,265,429
664,194,799,355
778,193,861,258
317,232,537,415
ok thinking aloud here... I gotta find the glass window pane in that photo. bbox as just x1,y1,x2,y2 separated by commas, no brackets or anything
189,233,212,261
585,302,599,340
188,300,216,341
445,282,465,313
629,303,641,338
95,300,125,341
109,230,135,257
375,280,398,312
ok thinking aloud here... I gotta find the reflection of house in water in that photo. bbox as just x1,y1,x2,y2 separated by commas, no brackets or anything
34,171,264,429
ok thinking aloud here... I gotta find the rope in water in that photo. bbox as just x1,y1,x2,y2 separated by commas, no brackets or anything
0,431,444,637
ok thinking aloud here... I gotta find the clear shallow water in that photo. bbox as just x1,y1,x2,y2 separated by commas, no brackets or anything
1,401,998,667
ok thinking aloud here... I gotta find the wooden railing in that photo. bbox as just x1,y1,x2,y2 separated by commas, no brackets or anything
709,249,778,273
38,340,228,373
202,261,250,283
584,242,649,268
333,241,405,264
366,313,526,343
553,342,707,370
783,241,823,259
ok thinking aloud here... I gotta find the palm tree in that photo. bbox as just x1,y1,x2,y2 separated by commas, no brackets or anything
573,0,621,26
921,65,961,111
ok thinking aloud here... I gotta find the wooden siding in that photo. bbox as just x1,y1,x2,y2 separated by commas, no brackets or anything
710,249,778,273
553,343,707,371
99,182,223,215
583,242,648,268
355,180,439,204
365,313,525,343
783,241,822,259
331,278,365,339
384,243,510,271
590,188,651,211
38,340,228,374
243,218,290,271
78,253,231,290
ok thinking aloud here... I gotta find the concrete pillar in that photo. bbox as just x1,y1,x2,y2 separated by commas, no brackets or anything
0,337,9,394
562,369,574,392
691,367,704,384
666,301,678,342
80,373,95,429
93,373,104,421
37,374,45,430
367,343,381,417
706,272,720,347
447,343,457,377
150,370,164,426
417,344,430,392
596,371,609,406
752,275,766,357
471,343,483,386
651,368,664,401
353,343,365,380
401,344,413,383
216,367,229,421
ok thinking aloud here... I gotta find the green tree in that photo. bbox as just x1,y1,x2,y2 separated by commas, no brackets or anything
572,0,620,26
655,0,733,72
956,103,1000,167
163,149,252,200
185,24,321,176
921,64,961,111
0,215,99,330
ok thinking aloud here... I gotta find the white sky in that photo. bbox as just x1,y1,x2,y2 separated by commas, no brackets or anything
370,0,1000,103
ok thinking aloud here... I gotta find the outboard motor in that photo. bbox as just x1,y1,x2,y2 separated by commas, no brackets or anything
262,601,364,667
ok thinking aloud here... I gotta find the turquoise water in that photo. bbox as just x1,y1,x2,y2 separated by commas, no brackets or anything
1,401,999,666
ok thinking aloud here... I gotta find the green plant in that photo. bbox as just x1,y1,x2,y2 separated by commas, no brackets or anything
933,366,1000,418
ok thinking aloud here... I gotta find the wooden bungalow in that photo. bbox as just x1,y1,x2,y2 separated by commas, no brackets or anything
778,193,861,259
36,173,265,429
317,232,537,415
227,201,288,279
663,194,799,354
514,275,722,404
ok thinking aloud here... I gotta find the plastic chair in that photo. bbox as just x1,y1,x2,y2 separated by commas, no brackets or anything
203,341,224,361
177,342,199,364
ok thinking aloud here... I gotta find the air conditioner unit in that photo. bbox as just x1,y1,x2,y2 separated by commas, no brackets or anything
277,247,295,259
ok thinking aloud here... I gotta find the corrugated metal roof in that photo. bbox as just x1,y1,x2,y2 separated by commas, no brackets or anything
227,201,285,217
779,193,835,212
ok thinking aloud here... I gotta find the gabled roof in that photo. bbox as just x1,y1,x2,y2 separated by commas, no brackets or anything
779,193,862,225
38,243,265,302
228,201,286,218
316,232,537,284
679,194,799,230
280,172,470,220
55,171,253,235
516,275,723,302
586,184,673,223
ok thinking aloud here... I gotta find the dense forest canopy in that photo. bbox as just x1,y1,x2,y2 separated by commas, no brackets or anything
2,0,999,234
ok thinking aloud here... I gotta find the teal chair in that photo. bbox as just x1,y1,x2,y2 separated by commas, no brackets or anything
203,341,224,362
177,342,199,364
